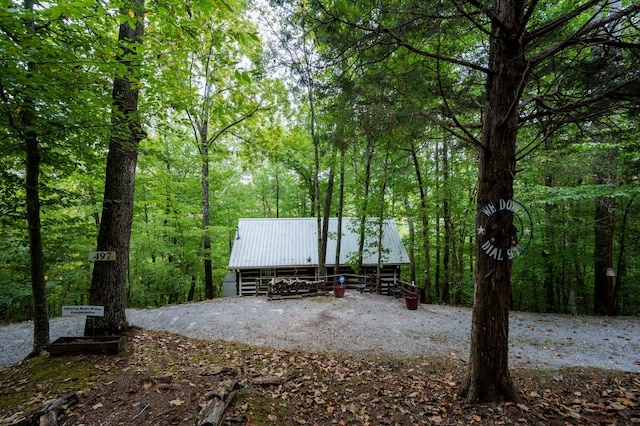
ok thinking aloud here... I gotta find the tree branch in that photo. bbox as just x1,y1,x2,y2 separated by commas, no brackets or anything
528,2,640,67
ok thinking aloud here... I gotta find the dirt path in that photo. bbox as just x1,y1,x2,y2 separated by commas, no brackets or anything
2,292,639,371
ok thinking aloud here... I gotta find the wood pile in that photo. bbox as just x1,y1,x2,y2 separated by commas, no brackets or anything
268,277,326,298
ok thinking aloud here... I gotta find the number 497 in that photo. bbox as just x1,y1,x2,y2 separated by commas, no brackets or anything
88,251,116,261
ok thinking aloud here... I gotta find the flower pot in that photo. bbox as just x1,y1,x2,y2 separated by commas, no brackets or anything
404,293,419,310
333,286,346,298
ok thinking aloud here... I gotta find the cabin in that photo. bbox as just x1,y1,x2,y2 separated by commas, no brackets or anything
227,217,411,296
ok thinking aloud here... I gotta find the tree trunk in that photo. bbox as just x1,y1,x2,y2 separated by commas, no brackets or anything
320,165,334,280
442,138,451,304
409,144,431,303
375,146,390,294
434,141,441,302
85,0,144,335
25,113,49,354
403,196,417,286
357,139,375,273
334,142,346,279
544,175,555,312
21,0,49,355
201,139,214,299
594,194,615,315
614,195,635,314
188,275,197,302
458,2,524,403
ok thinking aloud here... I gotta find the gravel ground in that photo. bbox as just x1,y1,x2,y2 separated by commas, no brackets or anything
2,292,639,371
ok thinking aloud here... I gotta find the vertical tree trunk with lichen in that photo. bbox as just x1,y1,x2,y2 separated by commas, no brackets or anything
85,1,145,336
21,0,49,356
458,2,524,403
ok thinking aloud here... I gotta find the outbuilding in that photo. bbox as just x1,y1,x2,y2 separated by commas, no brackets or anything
227,217,411,296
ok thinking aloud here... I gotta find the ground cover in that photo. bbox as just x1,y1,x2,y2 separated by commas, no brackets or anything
1,328,638,425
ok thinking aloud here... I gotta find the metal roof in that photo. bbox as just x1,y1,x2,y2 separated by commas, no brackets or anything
228,218,411,269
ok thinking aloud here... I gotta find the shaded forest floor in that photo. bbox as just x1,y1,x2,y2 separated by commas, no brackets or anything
1,328,638,425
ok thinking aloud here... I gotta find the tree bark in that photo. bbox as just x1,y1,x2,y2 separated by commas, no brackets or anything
614,195,635,314
409,145,431,303
442,138,451,304
201,140,214,299
320,165,334,280
458,2,524,403
25,111,49,354
22,0,49,355
334,141,346,278
375,146,390,293
403,196,417,286
85,0,144,335
356,138,375,273
593,194,615,315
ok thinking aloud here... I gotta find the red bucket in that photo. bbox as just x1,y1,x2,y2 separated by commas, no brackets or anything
333,286,346,298
404,293,419,310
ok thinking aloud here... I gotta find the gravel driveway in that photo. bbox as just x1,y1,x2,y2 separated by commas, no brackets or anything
2,292,639,371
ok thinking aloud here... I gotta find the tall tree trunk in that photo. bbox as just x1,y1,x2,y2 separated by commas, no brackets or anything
434,141,441,301
375,146,390,293
201,139,214,299
320,166,334,280
334,141,346,278
275,166,280,218
403,196,417,286
409,144,431,303
544,174,555,312
23,121,47,348
614,195,635,314
594,194,615,315
357,139,375,273
458,1,524,403
21,0,49,356
188,275,197,302
85,0,144,335
441,139,451,304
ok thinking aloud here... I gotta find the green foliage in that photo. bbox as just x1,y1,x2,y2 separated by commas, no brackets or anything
1,0,639,324
0,234,32,322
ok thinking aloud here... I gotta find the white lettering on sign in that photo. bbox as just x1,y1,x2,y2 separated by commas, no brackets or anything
62,305,105,317
481,202,497,217
88,251,116,261
476,198,533,262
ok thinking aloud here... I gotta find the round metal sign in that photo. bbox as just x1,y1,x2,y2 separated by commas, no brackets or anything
475,198,533,262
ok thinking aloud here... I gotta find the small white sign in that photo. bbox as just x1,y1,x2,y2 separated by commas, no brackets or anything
88,251,116,261
62,305,105,317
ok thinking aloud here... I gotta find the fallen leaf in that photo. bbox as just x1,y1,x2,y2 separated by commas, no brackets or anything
618,398,638,407
607,403,627,412
92,403,103,410
169,398,184,406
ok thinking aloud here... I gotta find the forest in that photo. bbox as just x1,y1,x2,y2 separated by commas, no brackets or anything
1,0,639,329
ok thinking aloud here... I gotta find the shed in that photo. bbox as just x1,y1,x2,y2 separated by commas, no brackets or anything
228,217,411,295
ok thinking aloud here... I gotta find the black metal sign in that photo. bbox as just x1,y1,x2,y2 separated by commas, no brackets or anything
476,198,533,262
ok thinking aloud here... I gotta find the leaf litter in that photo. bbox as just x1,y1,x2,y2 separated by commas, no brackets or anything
1,328,638,425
